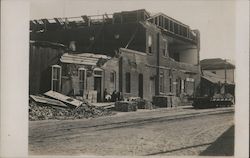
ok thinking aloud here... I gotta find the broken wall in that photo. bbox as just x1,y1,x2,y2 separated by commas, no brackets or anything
101,57,120,95
143,22,200,99
30,23,147,57
29,44,65,94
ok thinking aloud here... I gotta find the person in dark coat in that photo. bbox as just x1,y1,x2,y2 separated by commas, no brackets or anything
111,90,117,102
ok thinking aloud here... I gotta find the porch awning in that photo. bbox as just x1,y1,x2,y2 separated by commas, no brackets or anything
60,53,110,66
202,71,234,85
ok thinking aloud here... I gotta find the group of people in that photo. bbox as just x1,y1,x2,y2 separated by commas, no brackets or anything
103,89,123,102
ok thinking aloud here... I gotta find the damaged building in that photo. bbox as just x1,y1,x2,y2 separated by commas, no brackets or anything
29,9,201,104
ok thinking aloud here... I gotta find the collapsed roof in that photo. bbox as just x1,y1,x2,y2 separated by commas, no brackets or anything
202,71,234,85
201,58,235,70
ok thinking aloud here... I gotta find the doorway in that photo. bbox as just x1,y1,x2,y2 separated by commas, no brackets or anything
138,73,143,98
94,77,102,102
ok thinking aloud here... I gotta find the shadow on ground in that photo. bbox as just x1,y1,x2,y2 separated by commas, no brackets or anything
200,125,234,156
145,125,234,156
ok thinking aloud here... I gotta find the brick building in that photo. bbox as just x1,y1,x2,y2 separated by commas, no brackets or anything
29,9,201,103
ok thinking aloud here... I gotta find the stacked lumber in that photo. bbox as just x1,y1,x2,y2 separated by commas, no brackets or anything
153,96,168,107
152,96,179,108
114,101,137,112
132,98,154,109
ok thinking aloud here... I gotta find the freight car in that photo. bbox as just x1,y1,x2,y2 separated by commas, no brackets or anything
192,93,234,109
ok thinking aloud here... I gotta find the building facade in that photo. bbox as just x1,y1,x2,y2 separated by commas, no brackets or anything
29,9,201,103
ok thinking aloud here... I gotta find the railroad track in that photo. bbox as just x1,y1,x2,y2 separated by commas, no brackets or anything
30,108,234,141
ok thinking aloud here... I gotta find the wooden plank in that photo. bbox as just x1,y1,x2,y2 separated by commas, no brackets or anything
29,95,68,108
44,90,83,107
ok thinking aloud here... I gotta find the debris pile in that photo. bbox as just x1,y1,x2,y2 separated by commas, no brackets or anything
71,104,114,119
29,100,114,121
29,101,71,121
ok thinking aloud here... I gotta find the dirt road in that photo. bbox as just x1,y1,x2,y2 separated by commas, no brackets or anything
29,106,234,156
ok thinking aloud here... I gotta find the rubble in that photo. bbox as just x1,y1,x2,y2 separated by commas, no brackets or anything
29,99,115,121
44,90,83,108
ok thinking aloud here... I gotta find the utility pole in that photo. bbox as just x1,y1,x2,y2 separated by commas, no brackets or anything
224,59,227,94
224,59,227,84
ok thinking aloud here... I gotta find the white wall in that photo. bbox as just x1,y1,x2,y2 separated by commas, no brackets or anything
179,48,198,65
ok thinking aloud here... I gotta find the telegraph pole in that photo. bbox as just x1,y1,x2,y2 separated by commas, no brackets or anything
224,59,227,94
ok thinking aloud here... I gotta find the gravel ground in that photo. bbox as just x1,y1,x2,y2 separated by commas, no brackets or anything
29,106,234,156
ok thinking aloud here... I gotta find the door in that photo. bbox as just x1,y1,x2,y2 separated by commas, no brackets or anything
138,74,143,98
94,77,102,102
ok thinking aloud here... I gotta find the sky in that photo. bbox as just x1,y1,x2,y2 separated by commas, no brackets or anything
30,0,236,61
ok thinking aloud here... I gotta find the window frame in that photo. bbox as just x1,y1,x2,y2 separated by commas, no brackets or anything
110,71,116,89
78,68,86,95
51,65,61,92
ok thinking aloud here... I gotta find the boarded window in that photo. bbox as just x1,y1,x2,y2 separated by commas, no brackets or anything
160,72,164,93
125,72,131,93
51,65,61,92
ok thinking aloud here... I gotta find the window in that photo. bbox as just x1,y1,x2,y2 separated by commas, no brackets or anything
174,23,178,34
162,40,168,57
78,68,86,95
181,79,186,93
170,20,174,32
164,18,169,30
148,35,152,54
125,72,131,93
110,72,115,82
93,68,103,77
160,72,164,93
110,71,116,89
159,16,163,27
169,78,172,92
169,70,172,93
154,17,158,25
51,65,61,92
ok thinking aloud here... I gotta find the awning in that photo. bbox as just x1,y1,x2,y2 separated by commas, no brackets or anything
60,53,110,66
202,71,234,85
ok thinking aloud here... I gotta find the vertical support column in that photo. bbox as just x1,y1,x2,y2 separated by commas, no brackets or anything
119,56,123,93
